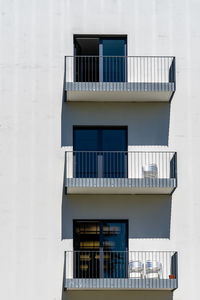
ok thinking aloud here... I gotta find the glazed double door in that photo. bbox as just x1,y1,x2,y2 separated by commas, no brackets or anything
75,37,127,82
74,220,128,279
73,127,128,179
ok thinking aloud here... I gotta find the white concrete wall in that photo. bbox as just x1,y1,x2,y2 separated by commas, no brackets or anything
1,0,200,300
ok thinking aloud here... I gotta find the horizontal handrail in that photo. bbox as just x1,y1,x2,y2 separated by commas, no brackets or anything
65,150,176,153
65,55,175,58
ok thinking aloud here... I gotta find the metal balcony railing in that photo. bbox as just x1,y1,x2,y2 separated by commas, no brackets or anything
64,251,178,289
65,151,177,193
65,56,175,86
65,151,177,179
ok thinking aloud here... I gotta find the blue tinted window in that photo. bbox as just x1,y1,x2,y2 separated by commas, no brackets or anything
74,129,98,151
73,127,127,178
74,127,127,151
101,129,127,151
102,38,126,56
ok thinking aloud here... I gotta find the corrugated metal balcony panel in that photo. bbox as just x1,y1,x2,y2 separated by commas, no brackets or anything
64,278,177,290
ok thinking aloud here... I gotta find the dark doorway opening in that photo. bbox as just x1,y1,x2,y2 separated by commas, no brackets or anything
74,35,127,82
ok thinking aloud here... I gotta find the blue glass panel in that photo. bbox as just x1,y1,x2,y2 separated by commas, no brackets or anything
74,129,98,178
101,129,127,151
101,38,126,82
103,222,127,278
73,128,127,178
102,129,127,178
74,129,99,151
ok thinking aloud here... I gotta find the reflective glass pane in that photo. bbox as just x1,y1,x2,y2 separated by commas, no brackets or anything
101,38,126,82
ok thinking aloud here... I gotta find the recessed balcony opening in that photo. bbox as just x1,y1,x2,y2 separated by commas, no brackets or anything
74,35,127,83
65,35,175,102
64,220,178,290
75,37,99,82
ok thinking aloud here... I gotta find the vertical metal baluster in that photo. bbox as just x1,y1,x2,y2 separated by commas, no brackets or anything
78,56,80,82
117,151,119,178
165,251,166,279
145,56,146,84
77,251,79,278
95,57,96,82
138,56,140,90
81,57,83,82
153,57,158,91
76,56,78,82
76,151,78,178
82,152,84,178
143,57,145,88
91,56,93,82
161,57,163,90
78,151,80,178
144,251,146,281
88,56,90,82
95,251,97,278
84,56,86,82
112,56,114,82
166,152,168,179
150,56,152,89
136,152,138,180
159,251,161,281
117,152,119,178
85,251,87,279
160,57,162,90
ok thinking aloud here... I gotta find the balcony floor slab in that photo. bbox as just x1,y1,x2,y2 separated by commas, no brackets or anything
65,178,177,194
65,82,175,102
64,278,177,290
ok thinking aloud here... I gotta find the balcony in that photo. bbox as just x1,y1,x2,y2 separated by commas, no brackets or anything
65,151,177,194
64,251,178,290
65,56,175,102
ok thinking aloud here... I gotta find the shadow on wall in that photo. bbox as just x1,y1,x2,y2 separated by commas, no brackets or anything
61,102,171,147
62,290,173,300
61,194,172,240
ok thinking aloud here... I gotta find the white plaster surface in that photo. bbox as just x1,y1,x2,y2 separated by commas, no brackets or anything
0,0,200,299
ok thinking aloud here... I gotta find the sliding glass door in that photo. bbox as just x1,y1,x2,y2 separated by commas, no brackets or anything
74,36,127,82
74,220,128,278
100,38,127,82
73,127,127,178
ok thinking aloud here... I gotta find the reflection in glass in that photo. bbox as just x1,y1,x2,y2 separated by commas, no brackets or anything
74,221,127,278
